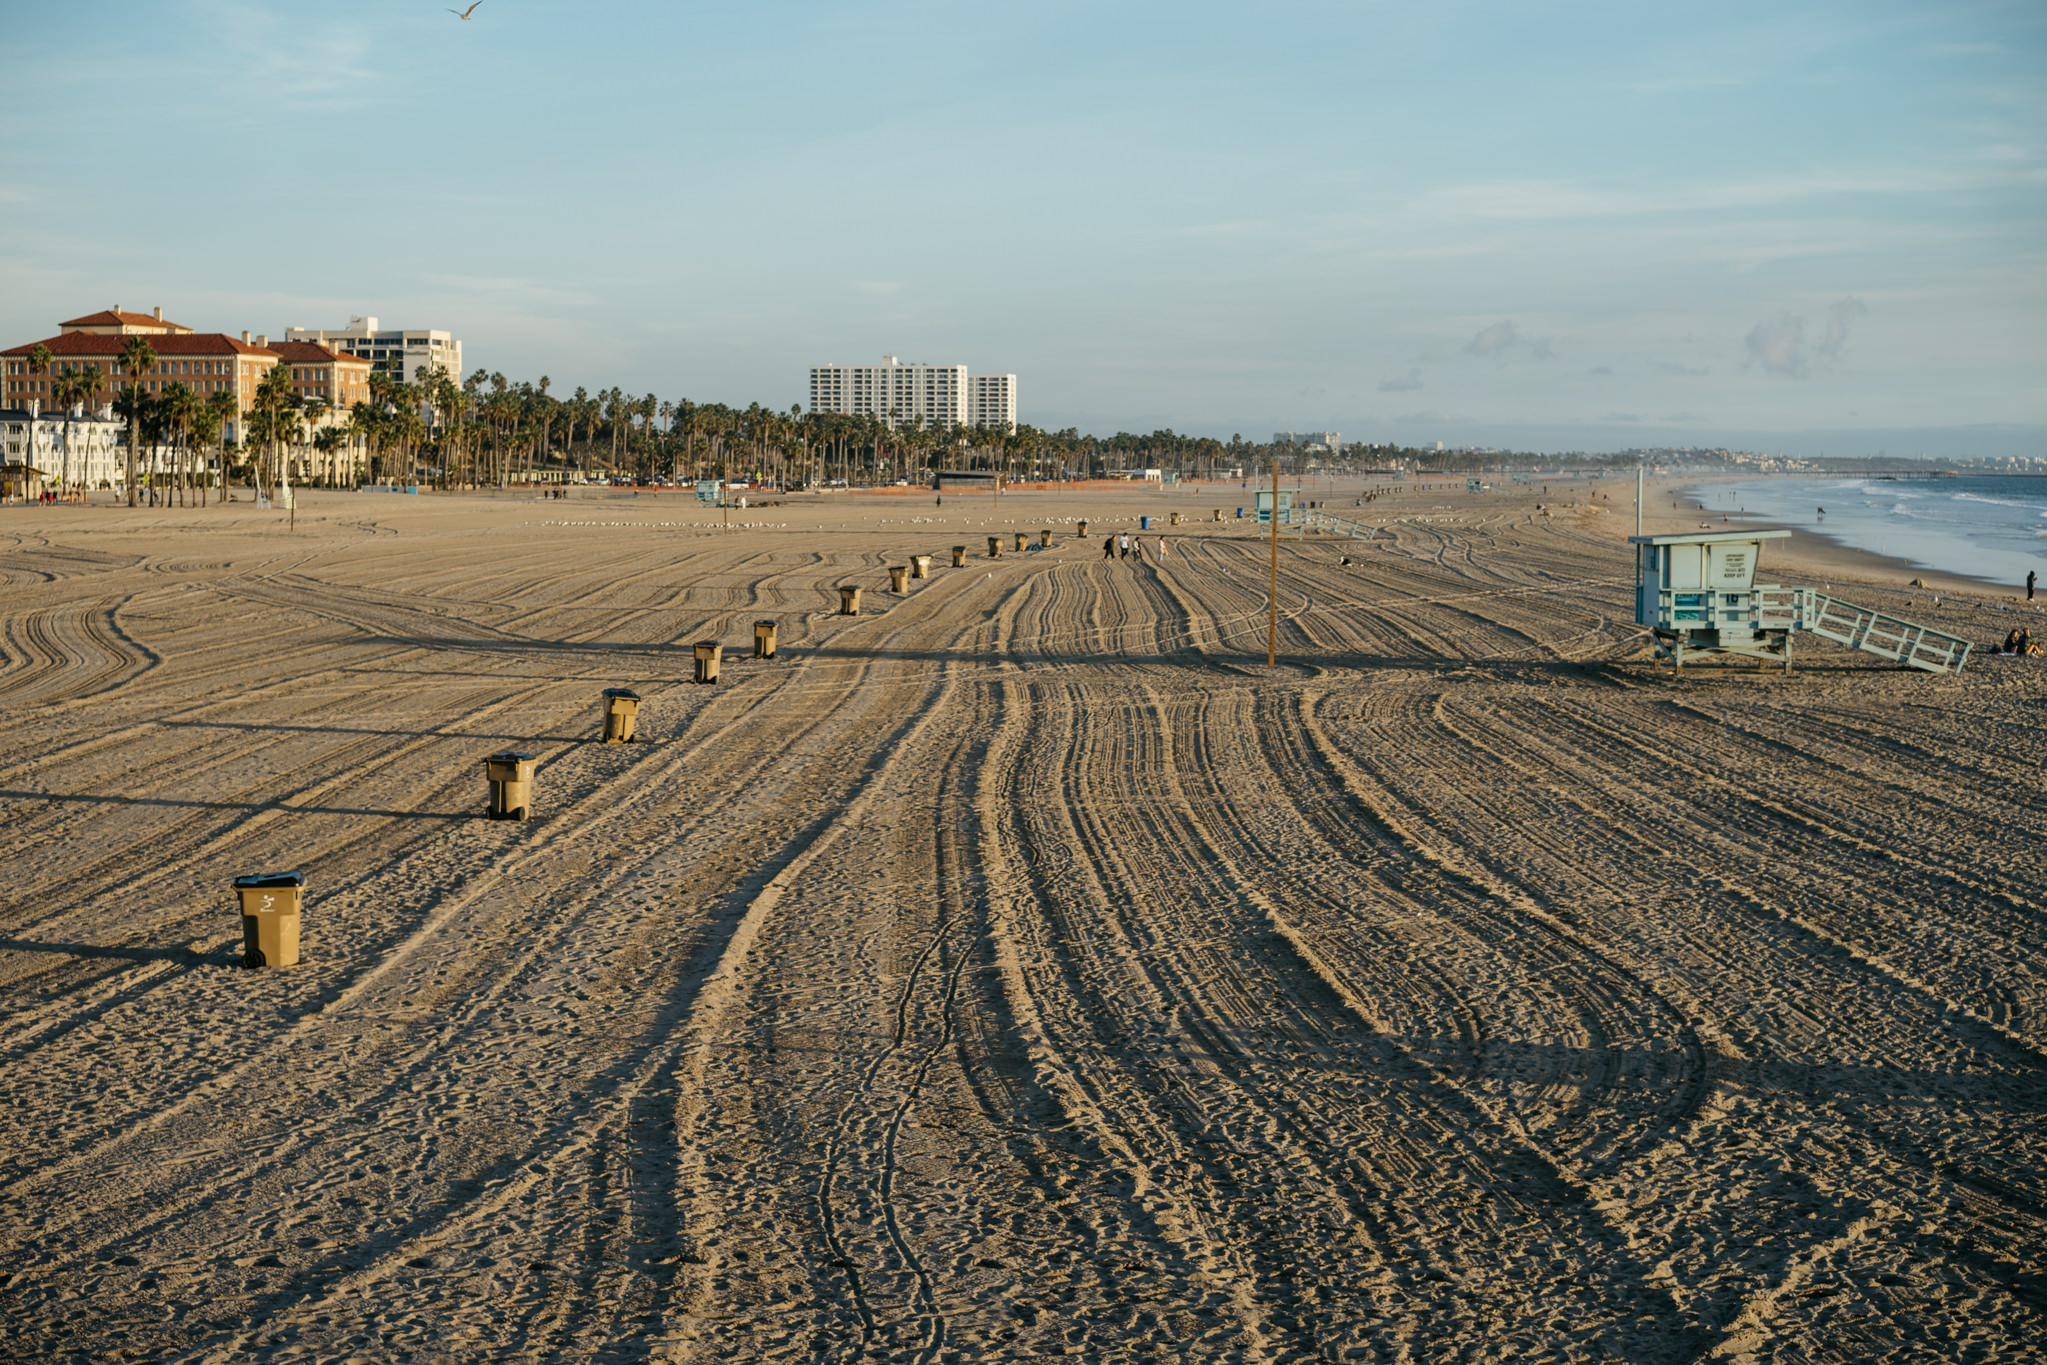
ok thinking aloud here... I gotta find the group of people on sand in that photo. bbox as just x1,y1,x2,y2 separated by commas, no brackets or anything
1995,627,2041,657
1104,532,1168,563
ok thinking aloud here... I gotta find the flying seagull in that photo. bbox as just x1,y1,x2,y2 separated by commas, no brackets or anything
449,2,481,17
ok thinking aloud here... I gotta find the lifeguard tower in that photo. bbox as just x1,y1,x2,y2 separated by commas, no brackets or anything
1255,489,1297,525
1631,529,1972,673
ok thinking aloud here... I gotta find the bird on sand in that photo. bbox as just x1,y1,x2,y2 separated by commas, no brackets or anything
449,2,481,17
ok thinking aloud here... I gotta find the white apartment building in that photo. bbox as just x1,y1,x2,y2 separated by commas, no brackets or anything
283,316,464,388
968,373,1017,433
1274,430,1342,453
809,355,1016,431
1,401,125,489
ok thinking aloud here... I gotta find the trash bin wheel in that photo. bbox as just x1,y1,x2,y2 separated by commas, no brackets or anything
244,948,266,969
513,806,529,822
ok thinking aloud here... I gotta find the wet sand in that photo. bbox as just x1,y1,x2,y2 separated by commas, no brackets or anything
1,482,2043,1362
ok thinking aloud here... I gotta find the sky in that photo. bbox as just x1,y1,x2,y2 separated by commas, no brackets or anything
2,0,2042,456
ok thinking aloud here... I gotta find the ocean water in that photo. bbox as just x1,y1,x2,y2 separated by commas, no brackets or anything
1680,476,2047,589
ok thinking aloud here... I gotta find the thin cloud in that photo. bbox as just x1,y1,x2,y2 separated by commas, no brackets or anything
1745,297,1866,378
1817,297,1866,358
1466,320,1521,355
1653,360,1710,376
420,274,597,309
1377,369,1424,393
1619,73,1746,95
192,1,378,110
1413,168,2023,224
1745,313,1807,378
1465,320,1553,362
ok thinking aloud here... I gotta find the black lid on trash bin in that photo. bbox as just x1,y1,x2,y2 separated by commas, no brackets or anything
602,688,639,700
755,619,777,627
233,870,305,890
485,750,536,763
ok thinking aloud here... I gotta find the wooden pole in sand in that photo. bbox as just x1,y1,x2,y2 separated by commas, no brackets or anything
1635,465,1644,602
1268,455,1280,669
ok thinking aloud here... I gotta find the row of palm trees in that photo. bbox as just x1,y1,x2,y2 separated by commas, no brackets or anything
22,340,1469,507
304,366,1272,492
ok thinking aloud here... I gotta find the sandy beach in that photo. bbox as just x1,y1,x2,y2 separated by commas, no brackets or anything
2,479,2043,1363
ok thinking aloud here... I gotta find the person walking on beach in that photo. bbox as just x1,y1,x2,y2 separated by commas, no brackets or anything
1103,536,1116,561
2029,569,2037,601
1154,536,1168,562
1117,532,1131,559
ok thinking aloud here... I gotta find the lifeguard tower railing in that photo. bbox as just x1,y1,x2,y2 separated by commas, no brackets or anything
1296,509,1379,540
1250,495,1379,541
1631,529,1971,674
1799,591,1972,673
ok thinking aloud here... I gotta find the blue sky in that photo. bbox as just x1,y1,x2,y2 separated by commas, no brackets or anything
3,1,2041,455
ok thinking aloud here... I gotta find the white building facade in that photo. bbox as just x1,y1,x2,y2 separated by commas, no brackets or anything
968,373,1017,433
809,355,1015,431
1,402,124,489
1273,431,1342,453
284,316,464,388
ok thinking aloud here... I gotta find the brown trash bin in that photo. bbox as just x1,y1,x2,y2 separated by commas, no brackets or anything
1212,508,1222,521
951,545,966,566
1040,529,1052,548
889,565,909,593
485,750,537,821
1169,512,1180,526
693,640,723,684
235,871,303,968
1078,519,1089,537
910,554,931,579
601,687,639,743
754,619,778,659
986,537,1002,559
838,585,862,615
1014,531,1026,552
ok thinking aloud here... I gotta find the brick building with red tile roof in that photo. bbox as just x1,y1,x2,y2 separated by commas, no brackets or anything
59,306,195,336
2,328,281,443
267,341,373,415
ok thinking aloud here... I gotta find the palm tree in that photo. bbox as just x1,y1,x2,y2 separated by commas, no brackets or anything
112,384,153,501
162,382,198,506
641,394,658,480
75,364,106,422
24,344,53,486
49,370,82,501
312,426,346,489
117,336,158,506
301,398,329,484
249,363,298,505
202,391,236,504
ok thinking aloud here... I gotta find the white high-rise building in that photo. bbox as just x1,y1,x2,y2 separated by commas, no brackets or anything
809,355,1014,432
968,373,1016,433
284,317,464,388
1273,430,1342,452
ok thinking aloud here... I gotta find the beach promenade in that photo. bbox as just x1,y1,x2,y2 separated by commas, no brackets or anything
1,482,2042,1362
